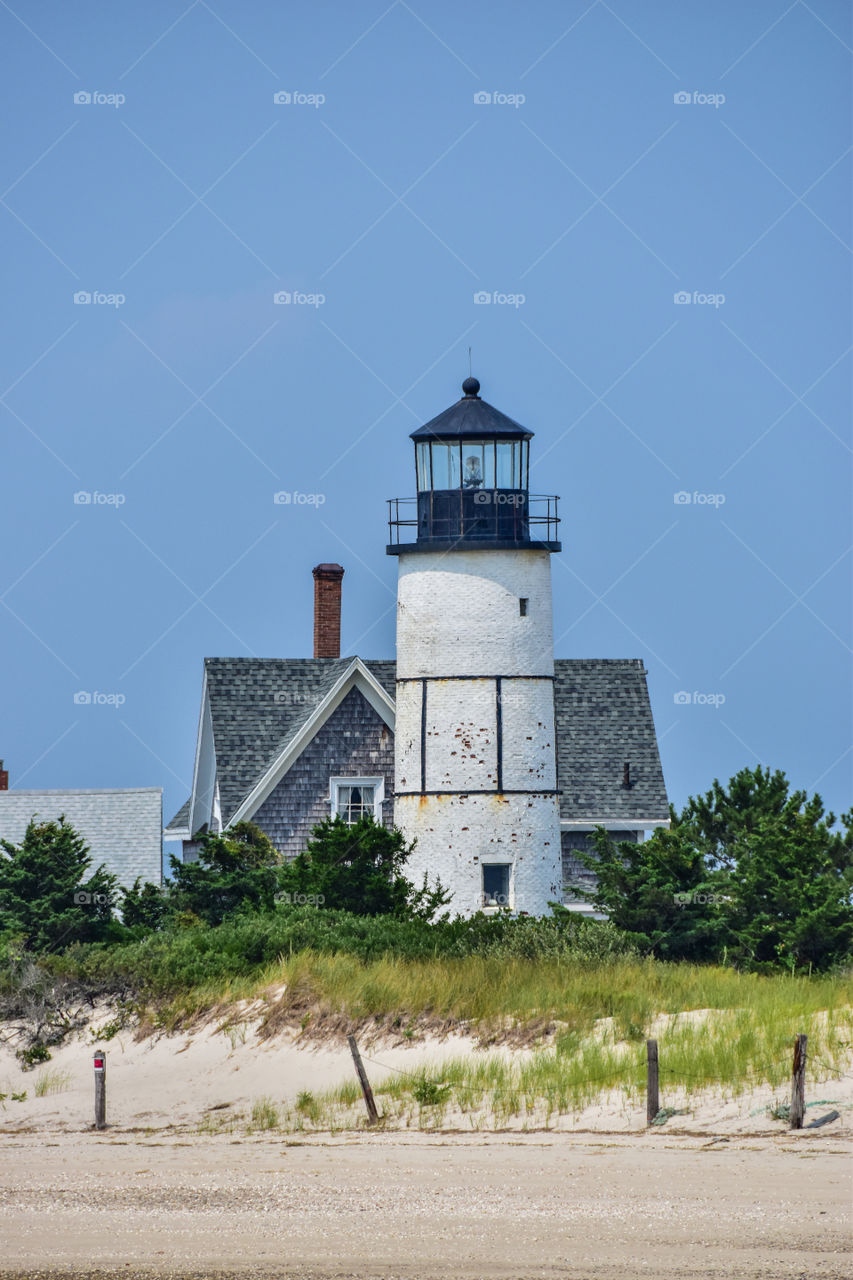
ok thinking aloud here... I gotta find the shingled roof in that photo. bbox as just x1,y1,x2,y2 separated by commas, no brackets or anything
553,659,669,821
167,657,667,834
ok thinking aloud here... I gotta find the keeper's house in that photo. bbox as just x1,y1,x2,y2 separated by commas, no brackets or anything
166,380,669,915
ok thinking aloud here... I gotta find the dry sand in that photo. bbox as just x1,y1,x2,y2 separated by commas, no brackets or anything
0,1014,851,1278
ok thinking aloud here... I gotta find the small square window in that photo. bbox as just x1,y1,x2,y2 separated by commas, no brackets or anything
330,777,384,824
482,863,511,909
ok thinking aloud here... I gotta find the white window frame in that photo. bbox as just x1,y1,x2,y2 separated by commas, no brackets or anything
481,860,513,911
329,776,385,824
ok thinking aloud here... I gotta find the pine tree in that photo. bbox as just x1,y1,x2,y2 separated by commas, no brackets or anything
277,816,450,919
0,816,118,952
578,767,853,971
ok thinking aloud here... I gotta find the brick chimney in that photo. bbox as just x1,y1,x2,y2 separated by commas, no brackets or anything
312,564,344,658
0,761,8,791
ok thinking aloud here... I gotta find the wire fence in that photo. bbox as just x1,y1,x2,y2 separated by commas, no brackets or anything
354,1037,853,1116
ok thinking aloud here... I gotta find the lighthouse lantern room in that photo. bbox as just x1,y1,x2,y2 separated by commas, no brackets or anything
387,378,564,916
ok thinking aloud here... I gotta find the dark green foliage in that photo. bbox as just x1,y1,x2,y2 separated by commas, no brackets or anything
579,766,853,971
165,821,281,926
44,906,634,997
0,817,118,952
17,1042,51,1069
120,878,169,931
277,816,451,920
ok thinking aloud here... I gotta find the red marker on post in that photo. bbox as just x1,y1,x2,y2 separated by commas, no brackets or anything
93,1051,106,1129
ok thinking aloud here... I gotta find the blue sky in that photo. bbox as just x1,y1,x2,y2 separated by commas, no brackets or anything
1,0,851,838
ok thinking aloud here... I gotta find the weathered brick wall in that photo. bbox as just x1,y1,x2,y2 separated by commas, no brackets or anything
251,686,394,858
393,548,563,917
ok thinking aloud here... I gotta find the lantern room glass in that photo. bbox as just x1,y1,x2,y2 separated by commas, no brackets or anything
416,440,527,492
430,442,460,489
416,442,431,491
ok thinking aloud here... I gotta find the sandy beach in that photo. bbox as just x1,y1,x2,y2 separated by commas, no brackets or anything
1,1014,851,1279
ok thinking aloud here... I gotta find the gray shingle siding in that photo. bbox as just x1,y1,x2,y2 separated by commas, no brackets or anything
252,686,395,857
561,828,640,902
0,789,162,888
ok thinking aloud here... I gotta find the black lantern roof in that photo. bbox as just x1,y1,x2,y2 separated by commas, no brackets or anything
409,378,533,442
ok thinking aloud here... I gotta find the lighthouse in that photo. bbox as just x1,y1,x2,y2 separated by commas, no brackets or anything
387,377,564,916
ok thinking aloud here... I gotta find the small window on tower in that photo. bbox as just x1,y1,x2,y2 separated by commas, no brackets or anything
482,863,511,909
519,597,529,616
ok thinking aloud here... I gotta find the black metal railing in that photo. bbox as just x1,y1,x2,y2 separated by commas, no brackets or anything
387,493,560,547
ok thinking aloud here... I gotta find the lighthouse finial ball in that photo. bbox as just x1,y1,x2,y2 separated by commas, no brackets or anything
462,376,480,397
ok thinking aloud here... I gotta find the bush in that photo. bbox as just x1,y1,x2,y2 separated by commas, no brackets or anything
42,904,636,997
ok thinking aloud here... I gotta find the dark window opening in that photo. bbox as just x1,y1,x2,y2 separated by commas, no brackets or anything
519,597,529,616
482,863,511,909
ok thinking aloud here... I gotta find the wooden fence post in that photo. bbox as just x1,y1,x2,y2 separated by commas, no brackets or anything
348,1034,379,1126
790,1033,807,1130
93,1050,106,1130
646,1039,659,1126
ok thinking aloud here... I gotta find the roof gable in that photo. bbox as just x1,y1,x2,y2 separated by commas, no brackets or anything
167,656,668,832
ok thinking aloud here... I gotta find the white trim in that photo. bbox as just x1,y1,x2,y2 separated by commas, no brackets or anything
227,658,395,827
188,666,210,839
329,775,385,823
164,828,190,842
560,818,670,831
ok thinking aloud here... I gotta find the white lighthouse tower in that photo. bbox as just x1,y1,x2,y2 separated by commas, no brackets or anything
387,377,564,916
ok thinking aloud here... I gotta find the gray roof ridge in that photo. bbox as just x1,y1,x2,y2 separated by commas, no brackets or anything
2,786,163,796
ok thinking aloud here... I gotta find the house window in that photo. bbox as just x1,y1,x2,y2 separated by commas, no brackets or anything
330,777,384,824
482,863,511,909
519,597,529,616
